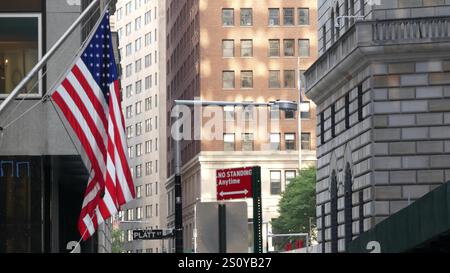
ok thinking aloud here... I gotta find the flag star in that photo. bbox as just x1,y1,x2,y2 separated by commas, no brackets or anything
106,45,110,48
84,53,87,57
95,35,98,38
101,25,104,29
96,73,100,76
101,35,104,38
90,53,93,57
90,44,93,48
96,44,99,48
90,63,93,67
96,64,100,67
107,35,110,38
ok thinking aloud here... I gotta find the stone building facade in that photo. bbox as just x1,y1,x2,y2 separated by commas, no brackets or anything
305,0,450,253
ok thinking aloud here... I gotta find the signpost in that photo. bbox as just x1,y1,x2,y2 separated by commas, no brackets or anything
132,229,173,240
216,167,253,200
216,166,263,253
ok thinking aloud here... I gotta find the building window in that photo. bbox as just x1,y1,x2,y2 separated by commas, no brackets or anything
135,59,142,73
222,8,234,26
0,15,42,96
285,170,296,186
301,133,311,150
135,16,141,31
145,53,152,67
145,140,151,153
223,71,235,89
320,112,325,144
298,39,310,57
285,133,296,151
242,133,254,151
300,102,310,119
269,39,280,57
270,106,280,120
136,164,142,178
240,8,253,26
126,105,133,118
358,84,363,121
127,208,134,221
136,207,142,220
322,26,326,52
241,39,253,57
126,43,132,56
241,70,253,88
126,126,133,139
155,182,158,195
126,84,132,97
224,133,235,151
128,146,133,158
298,8,309,25
145,97,152,111
146,205,152,218
145,75,152,89
135,38,141,52
126,22,131,36
127,230,133,242
135,80,142,94
145,32,151,46
284,70,295,88
268,8,280,26
136,186,142,198
270,133,281,150
331,104,336,138
146,183,152,196
222,40,234,57
285,110,295,119
135,122,142,137
135,101,142,115
284,39,295,57
283,8,294,25
269,70,281,88
125,64,132,77
270,171,281,195
224,105,235,121
345,93,350,129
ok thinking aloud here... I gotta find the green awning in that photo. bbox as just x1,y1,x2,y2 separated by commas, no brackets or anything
348,181,450,253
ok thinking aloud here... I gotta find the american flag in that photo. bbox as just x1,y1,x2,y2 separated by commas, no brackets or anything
51,10,135,240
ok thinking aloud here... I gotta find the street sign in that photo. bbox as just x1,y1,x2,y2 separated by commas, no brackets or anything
133,229,164,240
216,167,254,201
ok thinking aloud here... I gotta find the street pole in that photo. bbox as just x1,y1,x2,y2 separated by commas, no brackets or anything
252,166,263,253
174,108,183,253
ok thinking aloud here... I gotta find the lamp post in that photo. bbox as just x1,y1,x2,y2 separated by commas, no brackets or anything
172,99,298,253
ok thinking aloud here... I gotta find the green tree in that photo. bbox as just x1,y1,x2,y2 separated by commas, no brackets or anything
111,228,124,253
271,166,316,251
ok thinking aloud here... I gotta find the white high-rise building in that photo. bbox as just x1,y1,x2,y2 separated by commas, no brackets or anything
112,0,166,253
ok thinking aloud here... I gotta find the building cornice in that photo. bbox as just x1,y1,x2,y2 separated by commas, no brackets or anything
305,16,450,105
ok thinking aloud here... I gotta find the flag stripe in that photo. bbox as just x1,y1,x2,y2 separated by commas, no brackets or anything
53,10,135,241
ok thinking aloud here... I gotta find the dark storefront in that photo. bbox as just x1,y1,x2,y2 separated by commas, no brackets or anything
0,156,98,253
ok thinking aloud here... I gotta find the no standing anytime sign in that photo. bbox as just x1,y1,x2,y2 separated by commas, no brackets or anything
216,167,254,201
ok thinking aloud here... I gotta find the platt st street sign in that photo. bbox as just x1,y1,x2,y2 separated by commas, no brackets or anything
216,167,254,201
133,229,164,240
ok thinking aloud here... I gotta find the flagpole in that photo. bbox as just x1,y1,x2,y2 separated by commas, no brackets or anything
297,57,303,172
0,0,100,118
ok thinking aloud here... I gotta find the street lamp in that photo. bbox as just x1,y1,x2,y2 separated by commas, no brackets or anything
172,99,298,253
